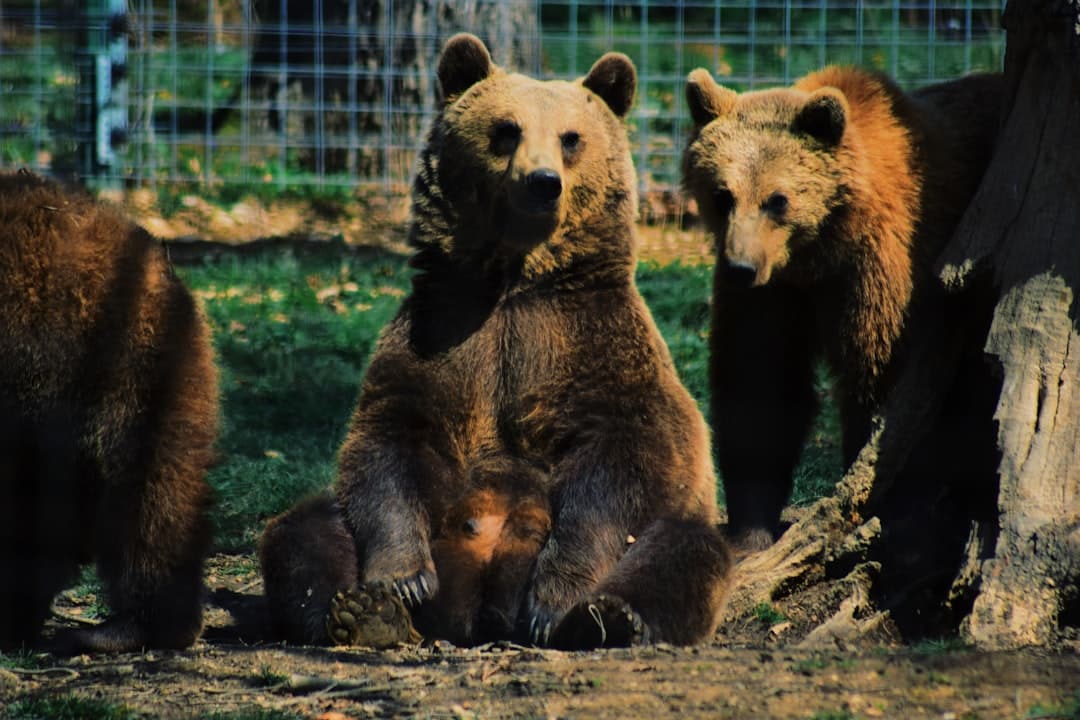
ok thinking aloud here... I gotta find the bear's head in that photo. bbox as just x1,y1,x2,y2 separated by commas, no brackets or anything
412,33,638,274
681,68,851,288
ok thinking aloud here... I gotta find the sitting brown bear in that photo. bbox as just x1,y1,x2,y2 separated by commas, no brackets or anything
259,34,733,649
0,170,219,652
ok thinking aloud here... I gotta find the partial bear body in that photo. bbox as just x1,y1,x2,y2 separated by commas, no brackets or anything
0,171,219,652
682,67,1002,548
260,34,733,649
261,482,549,647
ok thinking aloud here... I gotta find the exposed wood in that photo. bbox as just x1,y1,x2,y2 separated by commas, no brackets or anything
937,0,1080,649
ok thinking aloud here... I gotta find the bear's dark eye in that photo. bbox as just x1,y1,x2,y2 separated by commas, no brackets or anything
713,189,735,217
764,192,789,216
561,131,581,153
491,120,521,155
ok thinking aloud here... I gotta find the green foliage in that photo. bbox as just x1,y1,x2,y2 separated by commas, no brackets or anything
911,636,972,655
1026,691,1080,720
251,664,290,688
0,649,44,671
636,260,712,409
3,695,136,720
752,602,787,626
204,712,302,720
68,567,108,620
791,365,844,507
176,247,411,549
807,711,857,720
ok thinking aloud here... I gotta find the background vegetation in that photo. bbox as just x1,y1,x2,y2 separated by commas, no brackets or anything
0,2,1003,200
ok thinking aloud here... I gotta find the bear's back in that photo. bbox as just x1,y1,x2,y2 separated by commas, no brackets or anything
0,173,189,412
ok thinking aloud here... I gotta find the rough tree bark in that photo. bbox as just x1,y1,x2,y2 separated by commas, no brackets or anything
937,0,1080,648
723,0,1080,650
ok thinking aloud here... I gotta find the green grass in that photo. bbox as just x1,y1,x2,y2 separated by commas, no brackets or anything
251,664,290,688
0,649,45,671
752,602,788,626
204,712,302,720
1027,691,1080,720
173,248,844,549
1,696,303,720
636,260,712,407
807,711,857,720
176,248,410,548
911,636,972,655
3,695,137,720
67,567,109,621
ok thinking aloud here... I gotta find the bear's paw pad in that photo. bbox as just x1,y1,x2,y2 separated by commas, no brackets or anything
325,582,421,648
550,594,652,650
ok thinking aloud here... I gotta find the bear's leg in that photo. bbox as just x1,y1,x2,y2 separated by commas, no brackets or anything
77,466,211,653
711,286,817,551
259,493,360,645
76,403,213,650
0,414,87,650
337,440,440,608
548,518,732,649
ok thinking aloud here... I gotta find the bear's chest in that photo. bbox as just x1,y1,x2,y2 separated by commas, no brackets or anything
407,296,580,463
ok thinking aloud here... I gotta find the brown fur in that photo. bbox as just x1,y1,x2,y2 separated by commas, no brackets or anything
0,171,219,652
260,34,733,648
261,483,549,646
682,67,1002,547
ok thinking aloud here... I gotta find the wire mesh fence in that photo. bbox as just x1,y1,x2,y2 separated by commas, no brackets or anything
1,1,1004,208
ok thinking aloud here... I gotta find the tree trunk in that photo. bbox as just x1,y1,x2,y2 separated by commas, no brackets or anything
724,0,1080,650
937,0,1080,648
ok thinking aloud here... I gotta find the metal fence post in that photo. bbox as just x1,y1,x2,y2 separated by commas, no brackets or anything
77,0,128,184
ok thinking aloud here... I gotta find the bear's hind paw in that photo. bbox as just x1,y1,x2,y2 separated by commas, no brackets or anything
549,594,652,650
326,582,421,649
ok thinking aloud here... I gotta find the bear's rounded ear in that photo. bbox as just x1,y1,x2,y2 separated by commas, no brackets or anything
437,33,495,104
793,88,848,146
582,53,637,118
685,68,737,126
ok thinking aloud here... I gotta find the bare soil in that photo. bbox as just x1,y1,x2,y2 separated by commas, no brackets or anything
112,189,713,266
2,552,1077,720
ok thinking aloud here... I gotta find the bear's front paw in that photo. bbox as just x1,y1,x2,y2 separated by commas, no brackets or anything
326,581,421,648
549,594,652,650
521,596,565,647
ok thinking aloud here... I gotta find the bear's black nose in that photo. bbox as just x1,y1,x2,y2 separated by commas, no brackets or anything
526,169,562,202
723,259,758,288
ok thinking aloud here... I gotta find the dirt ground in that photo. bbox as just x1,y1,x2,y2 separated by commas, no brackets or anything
112,188,714,266
1,552,1076,720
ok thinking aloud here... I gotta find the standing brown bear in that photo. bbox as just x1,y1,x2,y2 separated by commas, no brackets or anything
259,33,733,650
681,67,1001,550
0,171,219,652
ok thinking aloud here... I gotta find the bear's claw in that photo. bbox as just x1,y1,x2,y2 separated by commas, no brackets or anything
391,571,433,609
549,594,652,650
325,581,421,648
